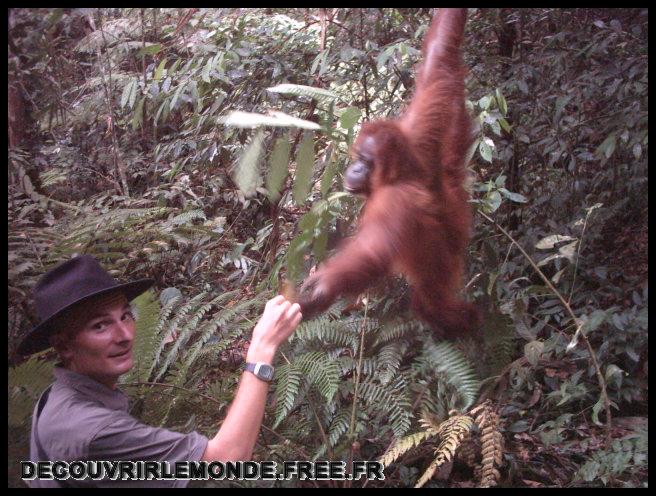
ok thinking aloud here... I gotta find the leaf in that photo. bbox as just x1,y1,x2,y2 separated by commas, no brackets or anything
524,341,544,367
464,139,479,166
154,58,168,81
479,138,493,162
595,133,617,160
591,395,604,426
554,95,572,125
162,76,172,93
149,80,159,97
478,95,493,110
132,97,145,130
340,45,361,62
558,240,578,262
313,213,330,260
537,253,563,267
286,229,314,283
535,234,576,250
266,135,291,202
551,268,566,284
320,150,336,197
267,84,338,101
188,80,199,111
499,117,512,133
498,188,527,203
233,130,264,198
170,82,187,109
484,190,502,213
339,106,362,130
202,57,213,83
317,50,330,77
310,52,322,75
292,133,315,206
496,88,508,115
605,364,624,382
137,43,162,57
221,111,321,130
154,99,169,126
376,45,394,70
159,287,183,307
507,421,530,433
632,143,642,159
121,79,135,108
566,331,580,353
583,310,607,333
125,80,139,111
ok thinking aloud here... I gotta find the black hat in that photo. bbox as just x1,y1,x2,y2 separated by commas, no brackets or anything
17,255,154,356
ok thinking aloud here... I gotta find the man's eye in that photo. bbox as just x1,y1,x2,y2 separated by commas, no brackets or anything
122,311,135,321
92,321,108,330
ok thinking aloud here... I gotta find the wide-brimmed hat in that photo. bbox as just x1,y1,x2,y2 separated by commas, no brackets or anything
17,255,154,356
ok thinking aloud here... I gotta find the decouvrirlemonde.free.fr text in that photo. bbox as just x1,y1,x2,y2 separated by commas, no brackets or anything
22,460,385,482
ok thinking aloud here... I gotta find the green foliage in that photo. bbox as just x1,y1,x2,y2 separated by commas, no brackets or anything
121,289,267,429
273,351,340,427
9,354,55,428
414,338,482,414
8,7,648,487
233,129,264,198
123,290,161,384
573,432,648,487
291,133,315,206
271,314,480,462
266,134,291,202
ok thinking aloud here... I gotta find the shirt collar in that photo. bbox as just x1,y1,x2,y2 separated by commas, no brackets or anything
53,366,129,411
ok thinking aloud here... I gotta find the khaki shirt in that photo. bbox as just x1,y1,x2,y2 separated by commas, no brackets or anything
29,367,208,487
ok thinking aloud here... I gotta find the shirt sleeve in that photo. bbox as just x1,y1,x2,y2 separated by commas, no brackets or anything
89,411,209,487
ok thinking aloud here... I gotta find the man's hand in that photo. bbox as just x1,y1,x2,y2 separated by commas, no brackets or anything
246,295,302,364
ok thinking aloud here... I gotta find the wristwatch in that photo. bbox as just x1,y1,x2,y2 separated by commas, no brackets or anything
244,362,275,382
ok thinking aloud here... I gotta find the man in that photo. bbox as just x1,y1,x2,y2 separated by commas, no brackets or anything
18,255,302,487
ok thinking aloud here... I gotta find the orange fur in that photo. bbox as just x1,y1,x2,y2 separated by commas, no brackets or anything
298,9,477,337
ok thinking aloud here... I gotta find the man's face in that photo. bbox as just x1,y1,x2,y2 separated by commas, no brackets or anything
58,292,136,388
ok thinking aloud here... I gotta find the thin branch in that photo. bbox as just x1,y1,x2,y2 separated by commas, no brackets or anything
479,210,612,446
88,11,130,196
344,296,369,488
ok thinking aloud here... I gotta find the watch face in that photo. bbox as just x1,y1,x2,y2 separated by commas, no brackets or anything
258,364,274,380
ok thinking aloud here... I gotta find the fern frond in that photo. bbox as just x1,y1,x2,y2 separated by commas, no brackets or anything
165,209,207,227
327,408,352,447
484,312,516,376
421,340,481,411
375,343,404,385
380,429,438,467
415,415,474,488
472,401,504,487
154,291,209,381
9,355,55,427
147,293,183,376
299,351,341,402
273,362,304,428
123,290,160,384
373,319,421,347
293,315,360,350
183,291,260,368
359,377,413,438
